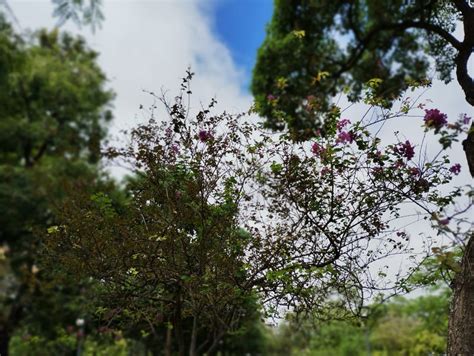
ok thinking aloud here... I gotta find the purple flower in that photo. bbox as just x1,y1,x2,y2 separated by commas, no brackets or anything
394,140,415,160
311,142,325,156
461,113,472,125
267,94,277,101
449,163,461,175
336,131,354,144
198,130,213,142
170,144,179,154
336,119,351,131
424,109,447,129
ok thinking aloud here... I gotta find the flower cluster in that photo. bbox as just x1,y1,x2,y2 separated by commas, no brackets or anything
424,109,447,130
449,163,461,175
394,140,415,160
336,119,351,131
461,113,472,125
198,130,213,142
311,142,325,157
336,131,355,144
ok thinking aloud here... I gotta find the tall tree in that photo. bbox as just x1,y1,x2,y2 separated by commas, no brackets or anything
252,0,473,139
252,1,474,353
0,16,113,355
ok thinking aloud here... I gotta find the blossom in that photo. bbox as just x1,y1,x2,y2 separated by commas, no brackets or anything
424,109,447,129
461,113,472,125
449,163,461,175
267,94,277,101
394,140,415,160
198,130,213,142
336,131,354,144
336,119,351,131
170,144,179,154
311,142,325,156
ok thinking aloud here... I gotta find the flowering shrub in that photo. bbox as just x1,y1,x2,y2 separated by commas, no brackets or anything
45,73,472,349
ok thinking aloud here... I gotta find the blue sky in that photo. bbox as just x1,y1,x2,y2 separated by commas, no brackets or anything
210,0,273,91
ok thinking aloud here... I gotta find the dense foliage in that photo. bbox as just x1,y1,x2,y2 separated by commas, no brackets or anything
252,0,474,140
0,15,114,355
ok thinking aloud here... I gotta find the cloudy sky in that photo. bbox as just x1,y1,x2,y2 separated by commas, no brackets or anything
8,0,271,132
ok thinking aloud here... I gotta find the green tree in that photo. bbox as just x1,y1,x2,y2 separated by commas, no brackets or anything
1,0,104,30
252,1,474,353
252,0,473,140
46,73,266,355
0,16,113,355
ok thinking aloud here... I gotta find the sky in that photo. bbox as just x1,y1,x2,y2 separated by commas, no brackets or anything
7,0,472,199
8,0,272,135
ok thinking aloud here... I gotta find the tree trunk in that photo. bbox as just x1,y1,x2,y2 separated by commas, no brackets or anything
447,234,474,355
447,129,474,354
165,326,172,356
0,326,10,356
189,316,198,356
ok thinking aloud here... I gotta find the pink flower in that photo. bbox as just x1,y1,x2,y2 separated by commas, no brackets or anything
394,140,415,160
311,142,325,156
336,131,354,144
198,130,213,142
424,109,447,129
267,94,277,101
449,163,461,175
336,119,351,131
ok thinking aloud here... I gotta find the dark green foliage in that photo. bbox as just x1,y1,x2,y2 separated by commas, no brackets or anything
251,0,465,139
0,14,114,355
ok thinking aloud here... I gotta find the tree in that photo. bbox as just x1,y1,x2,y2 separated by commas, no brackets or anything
46,73,470,354
252,1,474,352
45,72,266,355
268,289,450,355
0,16,114,355
1,0,104,30
252,0,473,139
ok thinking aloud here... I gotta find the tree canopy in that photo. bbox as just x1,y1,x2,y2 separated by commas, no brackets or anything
0,15,113,355
252,0,474,139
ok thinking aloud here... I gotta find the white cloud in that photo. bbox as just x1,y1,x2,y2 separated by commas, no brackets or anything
9,0,253,137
